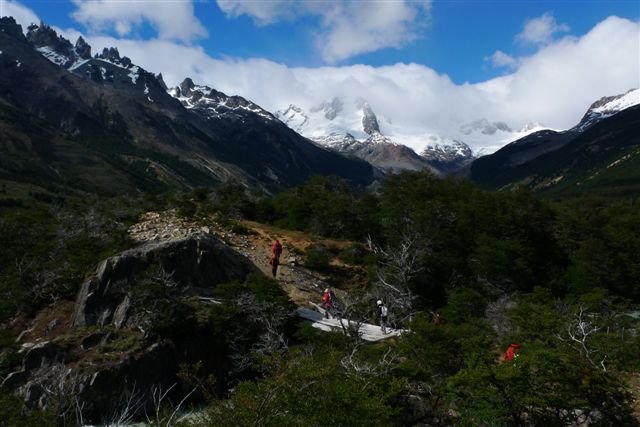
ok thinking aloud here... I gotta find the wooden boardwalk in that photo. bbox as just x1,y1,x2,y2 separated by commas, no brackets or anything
297,304,406,342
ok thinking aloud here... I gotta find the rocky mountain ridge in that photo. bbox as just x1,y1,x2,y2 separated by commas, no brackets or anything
469,88,640,195
0,17,374,195
277,99,453,174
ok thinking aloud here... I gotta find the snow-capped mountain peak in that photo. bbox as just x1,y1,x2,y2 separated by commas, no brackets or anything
169,78,275,121
27,23,90,69
276,104,308,132
573,88,639,132
24,23,167,92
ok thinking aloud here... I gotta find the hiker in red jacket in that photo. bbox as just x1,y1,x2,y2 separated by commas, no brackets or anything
504,343,521,364
270,239,283,278
322,288,333,319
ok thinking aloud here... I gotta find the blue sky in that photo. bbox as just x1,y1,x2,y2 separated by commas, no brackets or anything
8,0,640,84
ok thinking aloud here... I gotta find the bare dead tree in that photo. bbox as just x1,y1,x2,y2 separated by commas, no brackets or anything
37,363,86,427
369,235,426,327
149,266,179,289
556,305,607,372
340,343,398,378
227,293,291,375
331,291,375,344
145,382,198,427
104,382,145,426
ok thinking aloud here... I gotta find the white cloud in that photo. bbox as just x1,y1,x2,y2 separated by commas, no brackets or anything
485,50,518,69
84,16,638,152
516,12,570,46
216,0,431,63
71,0,207,43
0,0,39,31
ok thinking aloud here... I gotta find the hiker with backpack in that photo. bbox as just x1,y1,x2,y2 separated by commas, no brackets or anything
377,300,389,334
322,288,333,319
270,239,283,278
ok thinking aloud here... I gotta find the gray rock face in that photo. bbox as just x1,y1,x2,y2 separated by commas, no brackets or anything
1,341,66,401
179,77,195,96
74,36,91,60
72,233,258,328
361,102,381,135
26,23,74,58
97,47,121,62
310,97,344,120
460,118,513,136
0,17,25,40
2,234,258,420
23,341,65,371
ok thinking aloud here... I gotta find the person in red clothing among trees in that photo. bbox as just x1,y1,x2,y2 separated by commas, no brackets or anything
504,343,521,365
269,239,283,278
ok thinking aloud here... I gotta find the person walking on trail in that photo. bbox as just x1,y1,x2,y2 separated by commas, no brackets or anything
272,239,283,259
377,300,389,334
270,239,283,278
323,288,333,319
269,254,280,278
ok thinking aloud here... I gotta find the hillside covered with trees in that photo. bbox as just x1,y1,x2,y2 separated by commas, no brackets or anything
1,170,638,426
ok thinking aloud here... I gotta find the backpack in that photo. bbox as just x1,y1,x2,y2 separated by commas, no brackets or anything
329,290,336,304
380,305,388,317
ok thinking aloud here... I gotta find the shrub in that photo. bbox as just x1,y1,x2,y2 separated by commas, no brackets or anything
304,244,332,270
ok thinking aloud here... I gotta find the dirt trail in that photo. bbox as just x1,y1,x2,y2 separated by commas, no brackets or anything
127,211,355,307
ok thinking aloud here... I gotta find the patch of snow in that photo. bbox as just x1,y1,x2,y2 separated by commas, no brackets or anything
144,84,154,102
68,58,90,71
573,88,640,132
127,66,139,85
36,46,68,67
592,88,640,114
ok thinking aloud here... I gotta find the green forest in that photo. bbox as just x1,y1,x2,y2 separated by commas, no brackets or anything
1,171,639,426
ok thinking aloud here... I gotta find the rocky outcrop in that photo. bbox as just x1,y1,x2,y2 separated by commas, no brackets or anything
360,102,381,135
72,233,259,328
2,232,259,422
74,36,91,60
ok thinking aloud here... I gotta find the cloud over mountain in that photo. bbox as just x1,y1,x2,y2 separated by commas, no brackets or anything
71,0,207,42
216,0,432,62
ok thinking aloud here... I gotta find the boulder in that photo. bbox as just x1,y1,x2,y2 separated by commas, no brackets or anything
22,341,65,371
72,233,258,328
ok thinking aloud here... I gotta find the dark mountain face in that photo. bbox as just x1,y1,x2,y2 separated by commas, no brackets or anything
420,140,475,175
470,104,640,196
0,18,374,194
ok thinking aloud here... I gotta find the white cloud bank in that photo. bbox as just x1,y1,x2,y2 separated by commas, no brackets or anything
71,0,207,42
2,2,639,153
82,16,638,151
216,0,432,63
